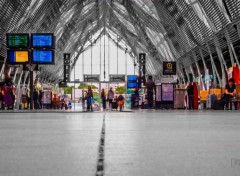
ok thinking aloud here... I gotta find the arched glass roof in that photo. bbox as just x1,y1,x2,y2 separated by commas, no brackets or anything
0,0,240,84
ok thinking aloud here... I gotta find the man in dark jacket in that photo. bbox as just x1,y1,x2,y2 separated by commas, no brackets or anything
187,82,194,109
33,89,39,109
145,75,155,108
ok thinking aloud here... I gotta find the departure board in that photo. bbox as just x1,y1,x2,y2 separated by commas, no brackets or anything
32,50,54,64
7,34,29,48
31,33,54,48
7,50,29,64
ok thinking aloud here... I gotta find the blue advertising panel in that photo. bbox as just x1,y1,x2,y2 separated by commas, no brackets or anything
127,82,137,88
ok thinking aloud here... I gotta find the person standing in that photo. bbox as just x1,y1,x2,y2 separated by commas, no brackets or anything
33,89,39,109
224,78,237,109
145,75,155,108
131,87,139,109
86,86,93,111
101,88,107,111
187,82,194,109
82,89,86,111
38,90,43,109
107,87,114,110
3,73,13,109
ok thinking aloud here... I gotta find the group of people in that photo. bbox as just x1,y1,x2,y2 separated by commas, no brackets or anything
82,86,125,112
0,74,15,110
187,78,238,110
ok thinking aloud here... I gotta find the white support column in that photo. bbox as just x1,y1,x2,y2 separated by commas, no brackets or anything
192,51,205,90
206,43,222,87
13,67,19,84
199,48,207,73
184,67,190,83
0,56,7,81
225,28,240,68
237,24,240,40
15,71,25,110
224,29,235,67
214,37,227,86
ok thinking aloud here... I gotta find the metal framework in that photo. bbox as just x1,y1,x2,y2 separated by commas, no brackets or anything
0,0,240,87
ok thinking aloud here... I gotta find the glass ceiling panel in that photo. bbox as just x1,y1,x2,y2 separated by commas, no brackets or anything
112,9,137,35
134,0,159,20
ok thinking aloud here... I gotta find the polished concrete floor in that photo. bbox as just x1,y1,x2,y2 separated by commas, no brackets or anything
0,110,240,176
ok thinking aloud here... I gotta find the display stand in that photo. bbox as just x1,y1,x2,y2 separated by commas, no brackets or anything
174,88,187,109
161,83,174,109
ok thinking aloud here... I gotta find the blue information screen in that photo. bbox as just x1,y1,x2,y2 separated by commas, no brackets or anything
127,82,137,88
32,50,54,63
32,34,53,48
127,75,137,82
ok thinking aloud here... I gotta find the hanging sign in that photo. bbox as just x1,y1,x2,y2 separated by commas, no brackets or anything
163,61,176,75
64,53,71,82
139,53,146,85
109,75,125,82
84,75,100,82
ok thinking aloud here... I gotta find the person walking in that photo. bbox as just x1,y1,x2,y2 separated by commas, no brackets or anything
107,87,114,110
86,86,93,111
145,75,155,108
187,82,194,109
101,88,107,111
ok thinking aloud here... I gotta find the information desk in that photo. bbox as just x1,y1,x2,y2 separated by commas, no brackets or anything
174,88,187,109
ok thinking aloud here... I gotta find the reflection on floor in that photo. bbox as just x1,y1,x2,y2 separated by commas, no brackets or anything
0,110,240,176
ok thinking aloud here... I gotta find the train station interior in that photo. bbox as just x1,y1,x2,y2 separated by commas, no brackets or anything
0,0,240,175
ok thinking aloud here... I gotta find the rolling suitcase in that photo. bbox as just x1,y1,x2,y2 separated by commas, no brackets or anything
112,101,118,110
206,94,217,109
213,100,224,110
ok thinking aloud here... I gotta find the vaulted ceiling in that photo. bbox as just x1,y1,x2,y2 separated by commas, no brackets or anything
0,0,240,84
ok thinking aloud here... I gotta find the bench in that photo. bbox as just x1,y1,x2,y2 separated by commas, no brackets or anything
229,98,240,110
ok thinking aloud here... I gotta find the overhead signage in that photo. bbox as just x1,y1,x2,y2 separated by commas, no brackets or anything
159,77,177,83
139,53,146,75
84,75,100,82
32,50,54,64
109,75,125,82
31,33,54,48
6,33,29,48
163,61,176,75
7,50,29,64
64,53,71,82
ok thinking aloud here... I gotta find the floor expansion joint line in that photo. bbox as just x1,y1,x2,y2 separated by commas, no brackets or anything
96,113,106,176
